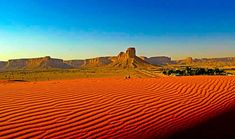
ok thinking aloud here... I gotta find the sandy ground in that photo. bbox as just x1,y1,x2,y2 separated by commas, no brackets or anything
0,76,234,138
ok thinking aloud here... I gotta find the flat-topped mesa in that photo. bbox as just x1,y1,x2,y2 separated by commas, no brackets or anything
143,56,172,65
176,57,193,64
126,47,136,58
84,57,113,67
5,56,70,70
112,47,155,68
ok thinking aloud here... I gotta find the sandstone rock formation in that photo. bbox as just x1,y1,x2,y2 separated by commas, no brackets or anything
5,56,71,70
64,60,85,68
141,56,172,65
126,47,136,58
176,57,193,64
65,57,113,68
7,59,27,69
0,61,7,69
192,57,235,67
175,57,235,67
84,57,113,67
185,57,193,64
0,48,156,70
194,57,235,62
1,48,235,70
140,56,148,61
111,47,153,68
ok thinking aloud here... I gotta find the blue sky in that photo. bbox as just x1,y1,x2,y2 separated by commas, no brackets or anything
0,0,235,60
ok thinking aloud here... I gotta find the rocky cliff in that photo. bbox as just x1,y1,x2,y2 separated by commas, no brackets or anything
64,60,85,68
1,48,234,70
65,57,114,68
5,56,71,70
111,47,153,68
194,57,235,62
176,57,193,64
175,57,235,67
65,48,154,68
192,57,235,67
140,56,172,65
84,57,113,67
0,61,7,69
1,47,152,70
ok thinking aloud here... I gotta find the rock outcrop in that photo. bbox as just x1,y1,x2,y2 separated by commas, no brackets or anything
84,57,113,67
64,60,85,68
185,57,193,64
111,47,153,68
176,57,193,64
175,57,235,67
2,48,234,70
65,57,113,68
5,56,71,70
7,59,27,69
1,47,235,70
126,47,136,58
141,56,172,65
192,57,235,67
0,61,7,69
194,57,235,62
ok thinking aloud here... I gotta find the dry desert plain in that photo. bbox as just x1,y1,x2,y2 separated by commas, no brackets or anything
0,76,235,139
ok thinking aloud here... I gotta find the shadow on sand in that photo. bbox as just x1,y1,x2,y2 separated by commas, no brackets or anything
166,107,235,139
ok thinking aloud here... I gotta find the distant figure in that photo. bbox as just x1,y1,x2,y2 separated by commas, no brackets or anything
124,75,131,79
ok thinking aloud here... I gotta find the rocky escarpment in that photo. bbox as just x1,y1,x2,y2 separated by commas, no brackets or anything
84,57,113,67
2,48,234,70
64,60,85,68
111,47,153,68
192,57,235,67
194,57,235,62
176,57,193,64
64,48,153,68
2,47,154,70
5,56,71,70
141,56,172,65
7,59,27,69
65,57,114,68
0,61,7,69
175,57,235,67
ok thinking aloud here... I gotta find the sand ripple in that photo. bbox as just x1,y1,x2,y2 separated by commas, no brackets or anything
0,76,234,138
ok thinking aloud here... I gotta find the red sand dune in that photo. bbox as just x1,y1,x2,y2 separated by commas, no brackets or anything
0,76,234,138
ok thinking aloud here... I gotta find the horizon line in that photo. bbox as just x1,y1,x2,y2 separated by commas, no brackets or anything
1,55,235,62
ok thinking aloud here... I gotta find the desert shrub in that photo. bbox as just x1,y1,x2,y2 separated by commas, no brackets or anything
163,67,227,76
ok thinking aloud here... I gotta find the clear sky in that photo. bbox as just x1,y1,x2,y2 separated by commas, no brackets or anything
0,0,235,60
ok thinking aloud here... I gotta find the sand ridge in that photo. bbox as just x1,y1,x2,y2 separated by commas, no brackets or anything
0,76,234,138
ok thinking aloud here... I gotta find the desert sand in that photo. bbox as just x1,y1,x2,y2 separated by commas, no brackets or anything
0,76,234,138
